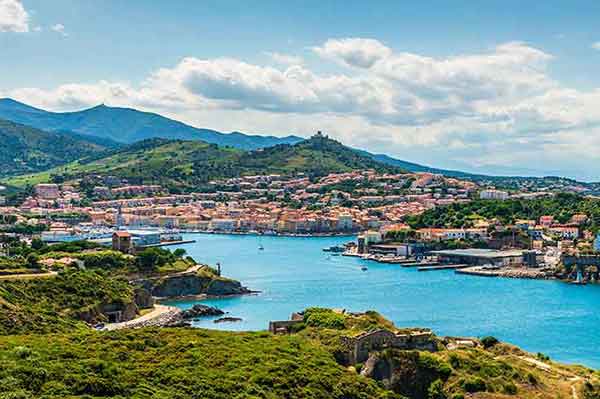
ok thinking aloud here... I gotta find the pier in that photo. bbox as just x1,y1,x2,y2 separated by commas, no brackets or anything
418,264,469,271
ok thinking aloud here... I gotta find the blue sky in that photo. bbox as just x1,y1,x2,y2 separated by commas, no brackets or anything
2,0,600,179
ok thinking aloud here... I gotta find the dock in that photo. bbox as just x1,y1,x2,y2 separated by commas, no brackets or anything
418,264,469,272
137,239,196,248
401,261,439,268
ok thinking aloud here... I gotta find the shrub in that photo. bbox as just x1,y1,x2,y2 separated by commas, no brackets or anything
461,376,486,393
480,336,499,349
428,379,447,399
418,352,452,380
503,381,518,395
527,372,538,385
536,352,550,362
303,308,346,330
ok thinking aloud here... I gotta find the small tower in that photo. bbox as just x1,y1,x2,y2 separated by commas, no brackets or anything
116,205,124,228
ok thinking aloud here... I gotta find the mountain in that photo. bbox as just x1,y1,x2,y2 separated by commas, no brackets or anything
0,118,117,177
3,135,404,191
0,98,303,150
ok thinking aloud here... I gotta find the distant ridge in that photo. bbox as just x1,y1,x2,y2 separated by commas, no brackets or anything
1,98,598,191
0,98,303,150
0,117,115,177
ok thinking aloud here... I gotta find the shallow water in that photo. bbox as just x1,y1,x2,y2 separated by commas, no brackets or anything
165,233,600,368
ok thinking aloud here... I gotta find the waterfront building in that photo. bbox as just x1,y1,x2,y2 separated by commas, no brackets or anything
430,248,527,267
126,230,161,247
112,231,132,253
210,218,237,232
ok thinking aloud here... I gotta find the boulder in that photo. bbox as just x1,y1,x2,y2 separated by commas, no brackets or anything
181,304,224,319
214,317,242,323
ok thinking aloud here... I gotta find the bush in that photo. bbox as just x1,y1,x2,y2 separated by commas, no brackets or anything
503,381,518,395
536,352,550,362
480,336,499,349
461,377,486,393
303,308,346,330
428,379,446,399
418,352,452,380
527,372,538,385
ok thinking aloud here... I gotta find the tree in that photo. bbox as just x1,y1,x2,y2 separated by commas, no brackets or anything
135,248,162,272
26,253,40,269
31,238,46,251
173,248,186,258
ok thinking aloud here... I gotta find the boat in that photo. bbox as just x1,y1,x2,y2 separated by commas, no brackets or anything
361,266,368,271
323,245,346,253
259,244,264,251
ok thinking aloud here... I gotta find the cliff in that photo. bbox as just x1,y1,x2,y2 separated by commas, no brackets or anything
136,267,251,298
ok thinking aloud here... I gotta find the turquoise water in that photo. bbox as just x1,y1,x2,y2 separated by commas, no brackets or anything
166,233,600,369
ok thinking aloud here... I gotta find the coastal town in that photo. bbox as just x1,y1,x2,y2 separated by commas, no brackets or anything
2,168,600,285
0,170,474,237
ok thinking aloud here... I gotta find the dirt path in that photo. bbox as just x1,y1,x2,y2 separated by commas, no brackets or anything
518,356,582,399
0,271,58,281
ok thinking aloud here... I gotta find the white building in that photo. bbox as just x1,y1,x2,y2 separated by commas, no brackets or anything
479,189,509,200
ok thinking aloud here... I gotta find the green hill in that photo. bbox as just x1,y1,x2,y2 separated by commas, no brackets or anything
0,118,116,177
3,134,404,191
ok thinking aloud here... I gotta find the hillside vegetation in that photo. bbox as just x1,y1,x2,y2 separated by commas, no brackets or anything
0,328,397,399
4,135,403,191
0,118,114,177
0,306,598,398
0,270,133,334
406,193,600,231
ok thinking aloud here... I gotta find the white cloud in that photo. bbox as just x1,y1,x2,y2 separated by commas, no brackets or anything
0,0,29,32
50,23,67,36
264,52,303,65
313,38,392,68
6,38,600,179
592,42,600,51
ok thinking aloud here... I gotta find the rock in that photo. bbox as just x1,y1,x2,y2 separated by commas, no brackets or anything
360,350,450,398
213,317,242,323
181,304,224,319
136,274,251,298
165,319,192,328
204,279,251,296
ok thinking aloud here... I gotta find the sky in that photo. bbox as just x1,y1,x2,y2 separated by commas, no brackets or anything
2,1,600,180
